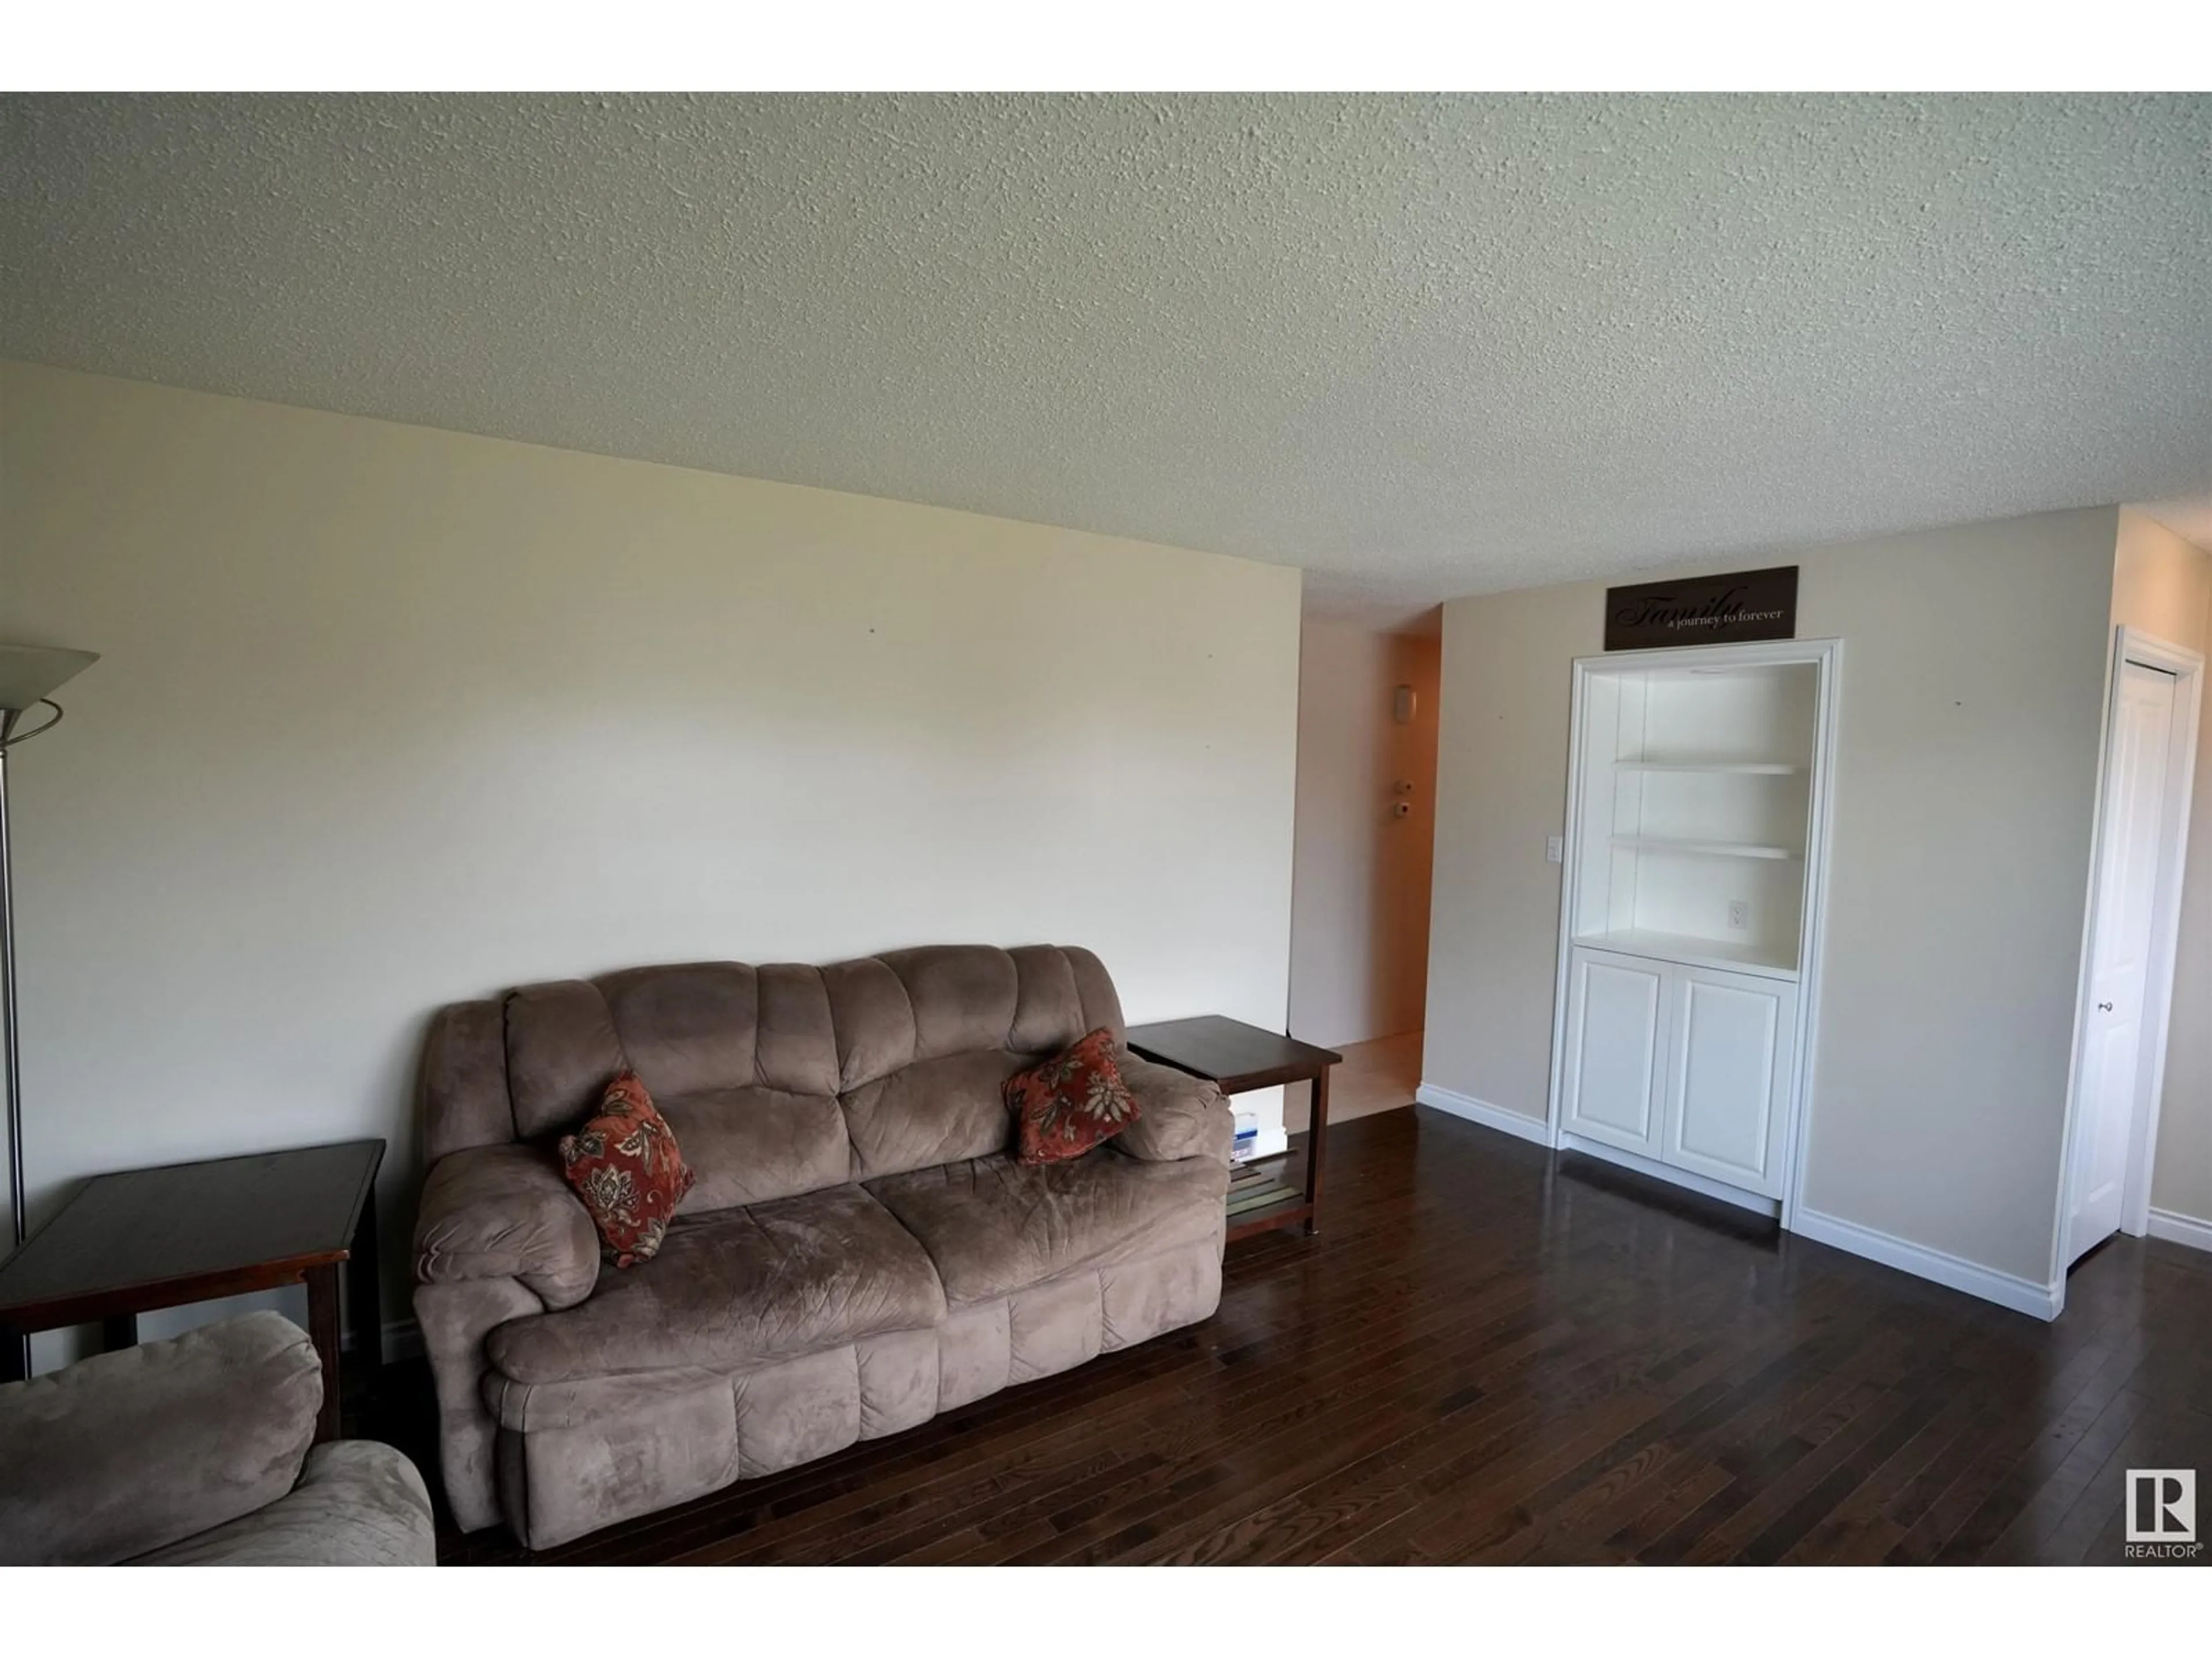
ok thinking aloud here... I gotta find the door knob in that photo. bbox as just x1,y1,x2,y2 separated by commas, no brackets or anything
2098,1001,2115,1012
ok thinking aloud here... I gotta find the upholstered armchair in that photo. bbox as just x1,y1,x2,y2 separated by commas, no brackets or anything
0,1310,435,1565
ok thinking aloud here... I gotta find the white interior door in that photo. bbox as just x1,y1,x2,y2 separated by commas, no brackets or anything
2068,660,2179,1264
1559,950,1666,1156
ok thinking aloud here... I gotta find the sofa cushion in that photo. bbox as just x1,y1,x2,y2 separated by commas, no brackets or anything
503,964,854,1207
506,979,626,1141
485,1184,947,1384
820,946,1127,1090
658,1086,851,1213
558,1071,696,1267
822,946,1132,1181
598,961,842,1100
839,1050,1029,1180
865,1149,1226,1306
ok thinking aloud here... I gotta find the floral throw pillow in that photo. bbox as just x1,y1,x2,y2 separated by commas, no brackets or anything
558,1070,696,1268
1003,1028,1143,1165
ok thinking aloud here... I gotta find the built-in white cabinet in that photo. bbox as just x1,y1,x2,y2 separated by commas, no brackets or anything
1550,640,1836,1211
1559,949,1799,1199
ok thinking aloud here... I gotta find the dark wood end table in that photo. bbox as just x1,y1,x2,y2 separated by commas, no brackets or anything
0,1139,385,1440
1124,1016,1341,1243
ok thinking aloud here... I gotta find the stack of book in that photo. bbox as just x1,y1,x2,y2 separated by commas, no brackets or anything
1226,1160,1301,1221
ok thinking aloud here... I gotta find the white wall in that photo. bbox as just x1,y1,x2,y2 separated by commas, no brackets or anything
0,361,1303,1358
2111,509,2212,1234
1424,509,2120,1290
1287,621,1439,1049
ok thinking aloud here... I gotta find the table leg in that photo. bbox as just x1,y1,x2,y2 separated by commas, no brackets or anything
306,1262,342,1443
2,1328,25,1384
1304,1064,1331,1236
347,1185,383,1396
100,1313,137,1352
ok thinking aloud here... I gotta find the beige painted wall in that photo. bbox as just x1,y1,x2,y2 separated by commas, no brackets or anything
2111,509,2212,1229
1423,579,1590,1120
1423,509,2120,1287
2112,510,2212,653
1287,622,1440,1049
0,361,1303,1355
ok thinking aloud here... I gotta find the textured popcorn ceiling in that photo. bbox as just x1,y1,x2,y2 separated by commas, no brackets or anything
4,93,2209,621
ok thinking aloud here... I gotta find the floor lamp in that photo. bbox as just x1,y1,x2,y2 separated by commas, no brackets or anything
1,645,99,1377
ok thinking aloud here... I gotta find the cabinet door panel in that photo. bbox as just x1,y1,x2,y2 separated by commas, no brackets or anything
1559,951,1666,1156
1661,968,1797,1198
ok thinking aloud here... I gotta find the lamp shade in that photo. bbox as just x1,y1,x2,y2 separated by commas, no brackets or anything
0,646,99,712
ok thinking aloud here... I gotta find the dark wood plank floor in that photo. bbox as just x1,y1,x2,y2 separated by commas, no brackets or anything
396,1107,2212,1565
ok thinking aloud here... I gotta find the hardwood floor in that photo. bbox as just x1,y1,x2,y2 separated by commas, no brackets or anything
411,1107,2212,1565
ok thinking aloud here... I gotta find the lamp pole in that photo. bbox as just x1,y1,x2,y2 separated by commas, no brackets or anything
2,706,31,1381
0,646,100,1382
1,706,24,1256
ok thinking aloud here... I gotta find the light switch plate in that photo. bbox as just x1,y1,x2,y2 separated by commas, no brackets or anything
1546,835,1565,865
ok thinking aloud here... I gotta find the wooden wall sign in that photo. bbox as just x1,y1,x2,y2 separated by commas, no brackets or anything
1604,566,1798,652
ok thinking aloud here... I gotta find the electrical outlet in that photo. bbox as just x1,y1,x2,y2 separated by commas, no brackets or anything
1727,899,1750,931
1546,835,1564,865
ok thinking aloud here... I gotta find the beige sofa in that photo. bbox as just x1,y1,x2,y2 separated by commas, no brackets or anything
413,944,1231,1550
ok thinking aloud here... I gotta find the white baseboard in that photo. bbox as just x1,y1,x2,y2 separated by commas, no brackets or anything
2146,1206,2212,1255
1790,1207,2061,1321
1556,1133,1780,1218
1415,1083,1552,1147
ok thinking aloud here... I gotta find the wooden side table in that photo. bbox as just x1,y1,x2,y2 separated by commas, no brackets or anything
0,1139,384,1441
1124,1016,1341,1243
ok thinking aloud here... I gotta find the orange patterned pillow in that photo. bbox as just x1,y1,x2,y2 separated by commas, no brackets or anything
558,1071,696,1267
1003,1028,1143,1165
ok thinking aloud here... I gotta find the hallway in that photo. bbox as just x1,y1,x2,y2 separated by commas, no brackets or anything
1285,1030,1422,1132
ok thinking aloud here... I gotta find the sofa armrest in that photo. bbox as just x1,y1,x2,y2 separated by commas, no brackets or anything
415,1278,543,1534
414,1142,599,1310
1114,1052,1233,1165
0,1310,321,1565
127,1440,435,1566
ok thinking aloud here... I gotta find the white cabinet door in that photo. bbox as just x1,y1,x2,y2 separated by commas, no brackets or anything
1558,949,1667,1157
1660,965,1798,1199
